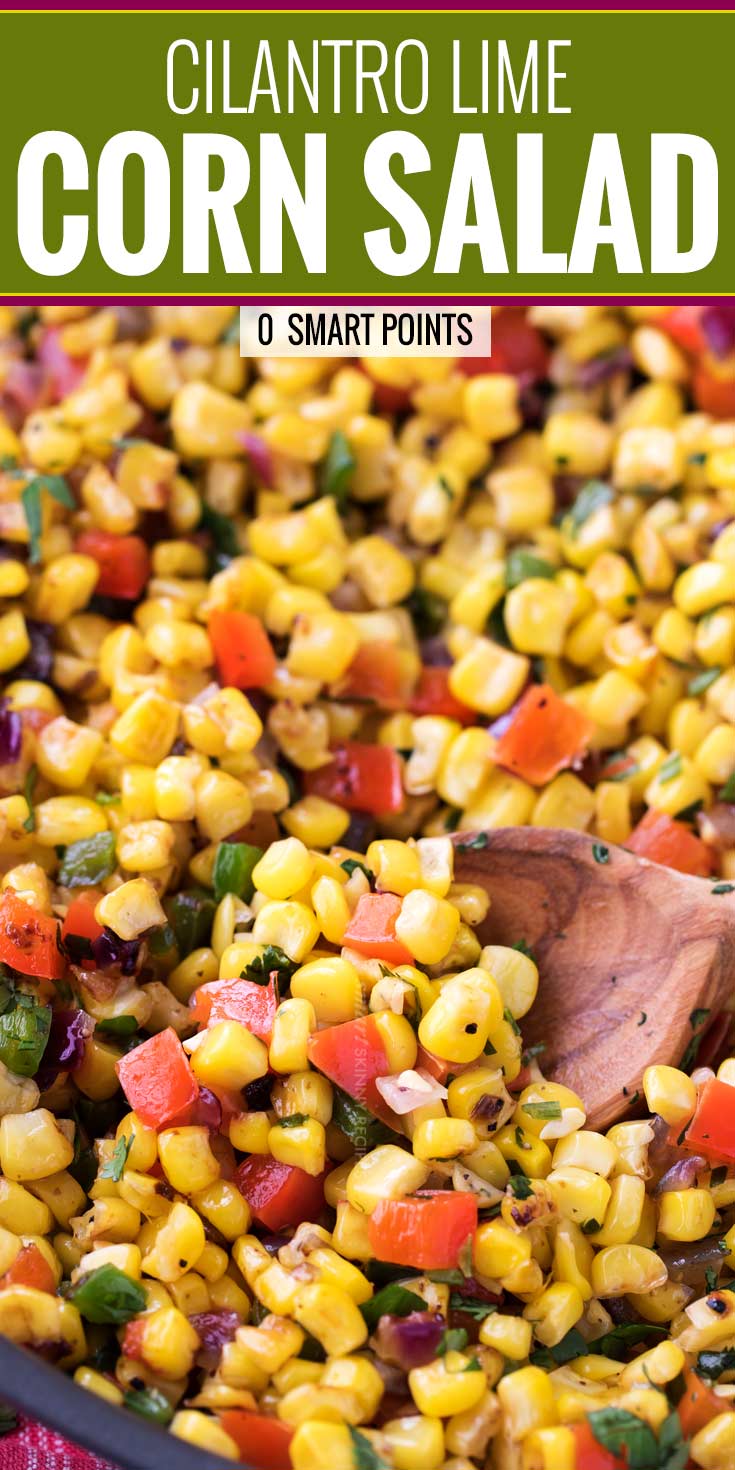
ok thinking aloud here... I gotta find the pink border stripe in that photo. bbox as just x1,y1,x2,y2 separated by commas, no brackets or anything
1,295,735,306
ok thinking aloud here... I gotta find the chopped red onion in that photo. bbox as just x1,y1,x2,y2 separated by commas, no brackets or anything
375,1070,448,1116
184,1086,222,1132
15,621,54,683
577,347,633,388
0,707,22,764
702,305,735,360
189,1309,242,1371
239,432,275,488
656,1156,706,1193
35,1009,94,1090
91,929,141,976
372,1311,445,1370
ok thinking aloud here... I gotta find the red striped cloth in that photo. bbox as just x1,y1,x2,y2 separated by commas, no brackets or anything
2,1416,116,1469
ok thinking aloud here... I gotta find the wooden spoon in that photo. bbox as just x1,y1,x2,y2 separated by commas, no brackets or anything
453,826,735,1131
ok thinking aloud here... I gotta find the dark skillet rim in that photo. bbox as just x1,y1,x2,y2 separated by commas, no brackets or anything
0,1336,244,1470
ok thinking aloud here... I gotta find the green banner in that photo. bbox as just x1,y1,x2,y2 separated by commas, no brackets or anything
2,9,734,295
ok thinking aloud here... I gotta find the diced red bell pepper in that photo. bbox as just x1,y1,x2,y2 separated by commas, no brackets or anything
693,363,735,418
61,894,104,969
660,306,708,357
75,530,151,601
368,1192,478,1270
342,892,412,965
494,683,593,787
236,1156,326,1232
409,667,474,723
37,326,89,401
371,380,413,413
208,609,277,691
1,1244,57,1295
627,810,714,878
336,642,417,710
572,1421,627,1470
678,1367,724,1439
681,1076,735,1163
219,1411,294,1470
305,742,405,815
416,1045,468,1087
116,1027,199,1130
0,891,65,980
190,977,277,1043
308,1014,393,1117
458,310,549,380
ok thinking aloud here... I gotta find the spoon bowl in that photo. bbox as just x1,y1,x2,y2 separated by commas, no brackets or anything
453,827,735,1130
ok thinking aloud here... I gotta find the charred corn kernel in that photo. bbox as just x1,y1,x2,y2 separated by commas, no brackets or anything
251,838,313,900
191,1020,268,1090
413,1117,477,1162
547,1167,612,1228
253,901,320,963
35,718,103,790
290,957,361,1024
292,1281,368,1356
34,796,107,847
269,997,316,1072
642,1065,697,1127
0,1109,75,1181
110,690,179,764
141,1202,205,1283
449,637,529,717
394,889,460,965
117,820,174,872
657,1189,716,1241
346,1145,429,1214
591,1244,667,1297
269,1116,326,1176
347,536,415,607
156,1126,220,1195
418,968,502,1062
95,878,166,939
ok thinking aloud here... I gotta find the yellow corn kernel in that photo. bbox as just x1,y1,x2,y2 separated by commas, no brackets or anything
269,1116,326,1177
413,1117,477,1162
474,1218,532,1278
644,754,709,817
642,1065,697,1127
524,1281,584,1348
293,1281,368,1356
346,1145,429,1214
110,690,180,764
289,1422,356,1470
282,795,350,848
448,637,530,717
675,561,735,617
34,555,99,625
253,901,320,963
658,1189,716,1242
591,1244,667,1297
170,1411,238,1460
690,1411,735,1469
269,997,316,1072
480,945,539,1020
543,410,613,477
157,1126,221,1196
589,1174,646,1248
395,889,460,965
34,797,108,847
0,1179,53,1236
117,820,175,873
290,956,362,1025
505,579,572,657
191,1020,269,1091
141,1201,205,1283
0,1109,74,1181
531,773,595,832
95,878,166,940
252,838,314,900
410,1354,487,1418
547,1167,611,1229
73,1367,124,1407
194,769,253,842
418,968,502,1063
480,1312,533,1360
35,717,103,790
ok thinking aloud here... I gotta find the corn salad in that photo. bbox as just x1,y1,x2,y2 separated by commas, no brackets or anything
0,304,734,1468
